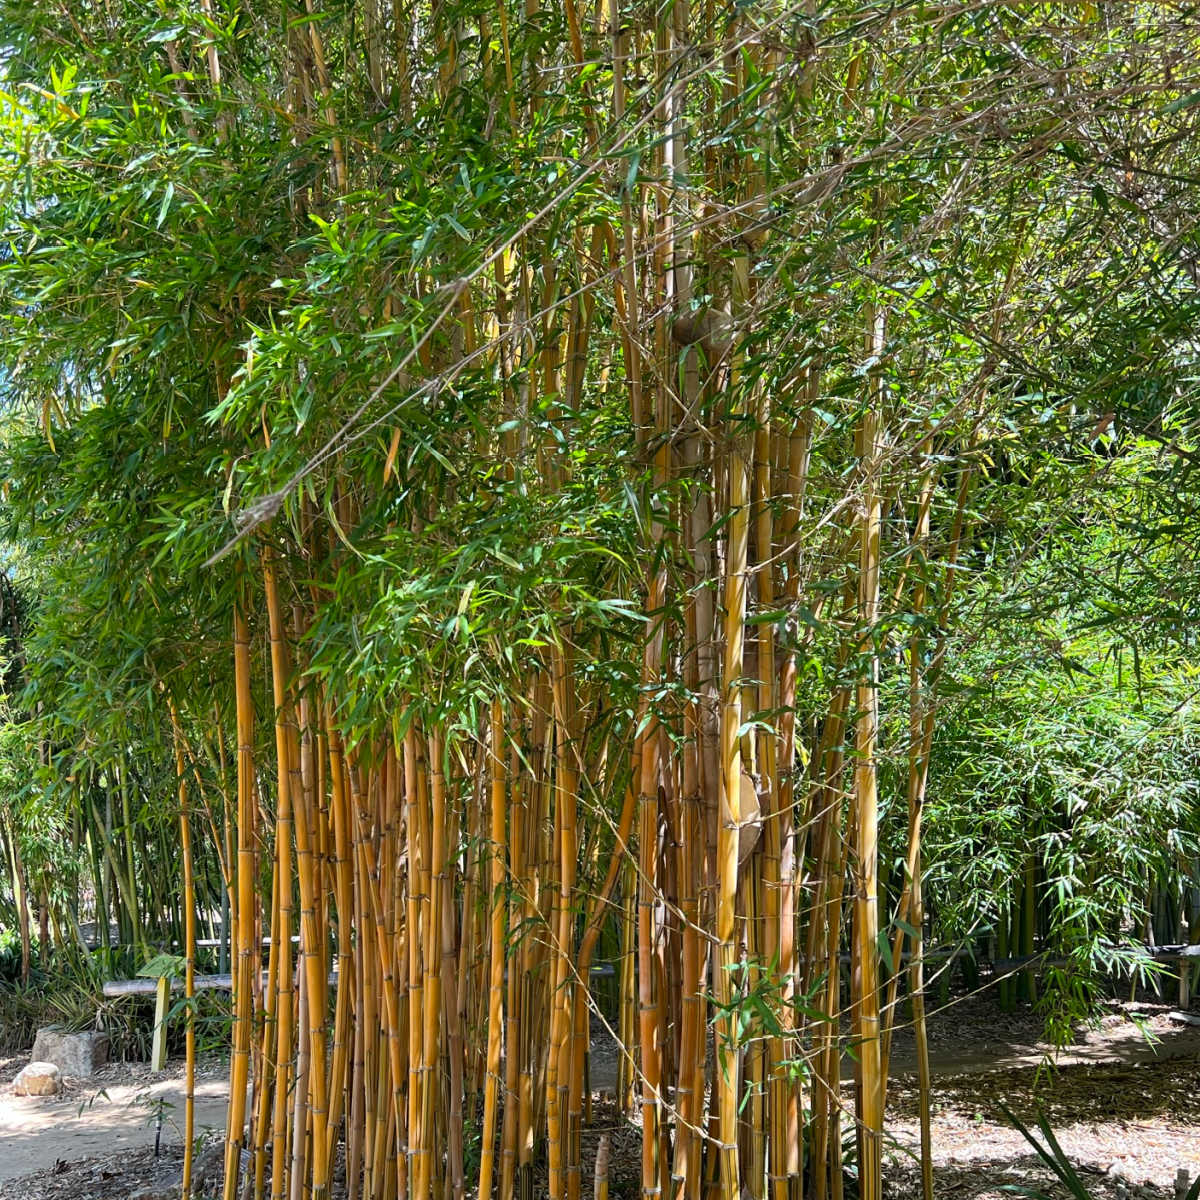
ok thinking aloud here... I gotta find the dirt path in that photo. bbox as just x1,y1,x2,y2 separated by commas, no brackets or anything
0,1058,230,1187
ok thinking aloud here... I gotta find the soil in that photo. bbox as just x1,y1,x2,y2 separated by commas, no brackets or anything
886,995,1200,1198
0,1055,229,1194
886,1054,1200,1198
0,995,1196,1199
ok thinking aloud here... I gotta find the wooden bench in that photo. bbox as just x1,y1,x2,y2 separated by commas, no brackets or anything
102,963,618,1070
991,944,1200,1005
103,974,235,1070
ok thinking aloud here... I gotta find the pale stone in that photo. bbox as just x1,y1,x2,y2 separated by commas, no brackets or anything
32,1027,109,1078
12,1061,61,1096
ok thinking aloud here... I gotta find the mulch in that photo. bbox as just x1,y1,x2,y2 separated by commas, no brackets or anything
2,993,1197,1200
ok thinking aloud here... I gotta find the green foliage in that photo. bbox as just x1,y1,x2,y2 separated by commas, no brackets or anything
1,0,1199,1070
0,976,93,1051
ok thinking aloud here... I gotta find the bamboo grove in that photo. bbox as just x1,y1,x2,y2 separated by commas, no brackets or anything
3,3,1200,1200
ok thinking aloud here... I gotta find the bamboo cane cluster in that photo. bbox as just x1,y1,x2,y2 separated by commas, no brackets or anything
6,5,1198,1200
150,6,1026,1200
213,453,950,1200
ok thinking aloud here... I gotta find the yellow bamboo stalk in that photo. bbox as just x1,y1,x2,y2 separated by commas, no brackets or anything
253,847,282,1200
500,732,523,1199
778,403,813,1200
348,750,406,1200
638,592,667,1200
478,700,507,1199
325,715,356,1159
223,600,256,1200
403,728,424,1196
290,965,310,1200
880,471,935,1079
169,705,197,1200
262,559,296,1200
418,732,446,1200
264,565,333,1199
716,392,750,1200
441,761,466,1200
852,301,886,1200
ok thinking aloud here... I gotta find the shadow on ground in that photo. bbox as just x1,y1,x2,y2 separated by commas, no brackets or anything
889,1050,1200,1127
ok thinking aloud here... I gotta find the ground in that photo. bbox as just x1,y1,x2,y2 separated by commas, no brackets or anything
888,1056,1200,1199
0,996,1196,1199
882,996,1200,1199
0,1056,228,1196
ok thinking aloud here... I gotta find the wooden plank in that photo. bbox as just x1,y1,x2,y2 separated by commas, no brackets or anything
103,961,615,1000
193,936,299,949
991,946,1200,975
103,974,235,997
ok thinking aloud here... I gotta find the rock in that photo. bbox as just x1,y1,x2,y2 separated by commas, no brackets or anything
12,1061,61,1096
32,1026,109,1077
